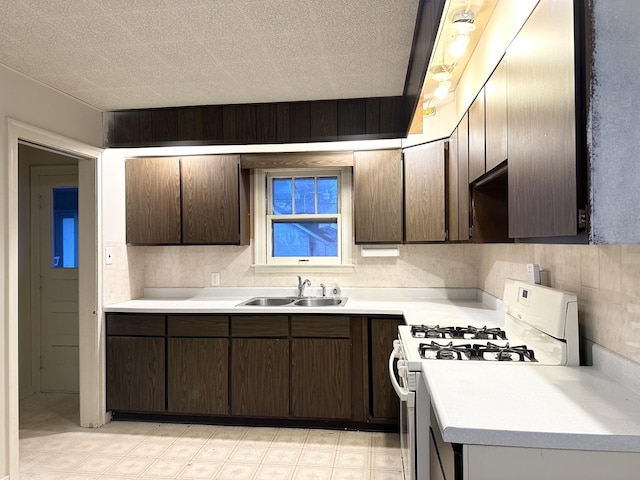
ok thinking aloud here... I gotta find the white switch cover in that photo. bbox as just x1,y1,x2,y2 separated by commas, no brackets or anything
210,273,220,286
105,247,113,265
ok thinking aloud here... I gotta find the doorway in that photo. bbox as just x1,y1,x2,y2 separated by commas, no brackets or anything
29,164,80,393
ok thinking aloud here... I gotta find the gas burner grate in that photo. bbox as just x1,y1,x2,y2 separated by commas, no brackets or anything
419,341,474,360
473,342,537,362
411,325,458,339
453,326,508,340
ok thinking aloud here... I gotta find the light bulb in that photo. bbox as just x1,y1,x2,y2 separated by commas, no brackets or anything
449,33,470,59
435,81,451,99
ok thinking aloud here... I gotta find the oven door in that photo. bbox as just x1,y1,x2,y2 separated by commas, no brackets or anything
389,340,417,480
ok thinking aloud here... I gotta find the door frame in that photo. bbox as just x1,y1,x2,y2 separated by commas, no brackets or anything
5,119,104,478
30,165,79,394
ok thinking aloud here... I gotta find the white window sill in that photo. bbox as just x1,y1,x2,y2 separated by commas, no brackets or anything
251,264,356,274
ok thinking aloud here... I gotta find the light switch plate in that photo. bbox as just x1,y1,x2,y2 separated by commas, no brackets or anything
210,273,220,286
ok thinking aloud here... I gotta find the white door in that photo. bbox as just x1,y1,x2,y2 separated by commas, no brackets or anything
32,168,79,392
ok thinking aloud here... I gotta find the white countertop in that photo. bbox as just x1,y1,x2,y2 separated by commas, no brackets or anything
423,361,640,452
103,287,504,325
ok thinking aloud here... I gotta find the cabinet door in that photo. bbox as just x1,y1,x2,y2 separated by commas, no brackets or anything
125,157,181,244
231,339,289,417
468,88,486,183
370,318,403,419
507,0,577,238
168,338,228,415
291,339,351,419
404,141,446,242
107,336,165,412
447,128,460,242
457,113,470,240
181,155,241,244
354,149,403,243
485,60,508,172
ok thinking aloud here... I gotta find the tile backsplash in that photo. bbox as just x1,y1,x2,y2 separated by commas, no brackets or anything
105,241,640,364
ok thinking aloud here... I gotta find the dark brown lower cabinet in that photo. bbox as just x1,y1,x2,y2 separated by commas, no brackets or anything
370,318,404,420
291,338,351,419
168,338,228,415
107,336,165,412
231,338,289,417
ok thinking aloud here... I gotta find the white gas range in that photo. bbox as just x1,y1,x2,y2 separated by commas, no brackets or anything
389,279,579,480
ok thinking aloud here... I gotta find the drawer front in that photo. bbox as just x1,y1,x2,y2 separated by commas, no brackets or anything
231,316,289,337
168,315,229,337
107,314,166,336
291,316,350,338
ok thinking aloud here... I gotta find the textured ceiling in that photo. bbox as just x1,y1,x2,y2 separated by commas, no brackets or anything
0,0,420,111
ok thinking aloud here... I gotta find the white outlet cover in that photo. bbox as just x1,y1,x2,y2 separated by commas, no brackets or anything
210,273,220,286
105,247,113,265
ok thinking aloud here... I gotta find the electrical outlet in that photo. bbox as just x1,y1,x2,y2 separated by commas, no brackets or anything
105,247,113,265
210,273,220,286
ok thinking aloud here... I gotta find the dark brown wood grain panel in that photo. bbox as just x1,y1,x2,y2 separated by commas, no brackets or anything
310,101,338,140
507,0,577,238
256,103,278,143
448,127,460,241
125,156,181,244
178,107,203,142
151,109,178,143
113,111,140,145
468,88,486,183
231,339,289,417
403,141,446,242
291,339,351,419
365,98,381,135
275,103,290,143
107,314,166,336
290,102,311,142
380,97,405,136
236,104,257,143
181,155,240,244
337,99,366,137
168,316,229,337
107,336,165,412
231,316,289,337
457,113,470,240
484,60,508,172
472,167,510,243
291,316,350,338
370,318,403,419
222,105,236,143
354,149,403,243
168,338,228,414
139,110,152,144
350,317,366,423
203,106,224,143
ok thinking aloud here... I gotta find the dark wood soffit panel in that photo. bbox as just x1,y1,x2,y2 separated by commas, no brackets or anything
240,151,354,169
402,0,447,133
104,96,406,148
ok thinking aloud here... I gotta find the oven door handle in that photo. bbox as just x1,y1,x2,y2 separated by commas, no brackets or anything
389,340,409,402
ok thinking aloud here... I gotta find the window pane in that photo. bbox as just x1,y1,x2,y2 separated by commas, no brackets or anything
52,187,78,269
272,220,338,257
272,178,292,214
317,177,338,214
294,177,315,214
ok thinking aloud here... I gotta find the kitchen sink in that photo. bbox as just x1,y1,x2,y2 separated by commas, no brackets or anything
292,297,347,307
236,296,348,307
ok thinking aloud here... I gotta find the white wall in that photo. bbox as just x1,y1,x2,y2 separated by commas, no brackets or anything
0,63,103,479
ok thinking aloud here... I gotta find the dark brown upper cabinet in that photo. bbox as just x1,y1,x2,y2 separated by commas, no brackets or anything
484,60,508,172
181,155,248,244
468,88,486,183
457,113,470,241
126,155,249,245
126,157,181,245
506,0,579,238
354,149,403,244
403,141,447,242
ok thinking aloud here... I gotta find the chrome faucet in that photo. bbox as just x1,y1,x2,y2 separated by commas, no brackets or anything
320,283,327,297
297,276,311,297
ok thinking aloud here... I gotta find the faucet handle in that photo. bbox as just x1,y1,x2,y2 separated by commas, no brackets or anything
320,283,326,297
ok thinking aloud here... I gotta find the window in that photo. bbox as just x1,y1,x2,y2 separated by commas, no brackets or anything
52,187,79,268
254,168,353,269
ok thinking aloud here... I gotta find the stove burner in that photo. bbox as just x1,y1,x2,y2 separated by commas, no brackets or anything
419,341,474,360
453,326,508,340
473,342,537,362
411,325,457,339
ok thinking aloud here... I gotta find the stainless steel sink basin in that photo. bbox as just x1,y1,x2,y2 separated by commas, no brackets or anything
293,297,347,307
237,296,297,306
236,296,348,307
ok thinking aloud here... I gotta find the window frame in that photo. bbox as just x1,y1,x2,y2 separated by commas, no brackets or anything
254,167,353,271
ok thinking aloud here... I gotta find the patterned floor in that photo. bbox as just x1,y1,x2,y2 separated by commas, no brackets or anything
19,394,403,480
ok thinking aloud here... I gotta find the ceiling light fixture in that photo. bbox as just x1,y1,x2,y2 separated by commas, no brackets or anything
435,80,452,99
431,64,452,83
449,9,476,59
